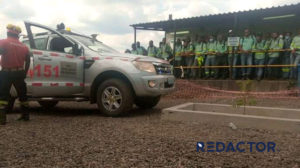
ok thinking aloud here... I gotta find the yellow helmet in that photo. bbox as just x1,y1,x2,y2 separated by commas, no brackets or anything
6,24,21,34
15,26,22,33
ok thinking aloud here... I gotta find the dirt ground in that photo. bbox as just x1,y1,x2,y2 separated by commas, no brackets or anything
1,80,300,168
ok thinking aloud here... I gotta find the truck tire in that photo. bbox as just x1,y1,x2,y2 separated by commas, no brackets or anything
135,96,161,109
97,78,133,117
38,101,59,108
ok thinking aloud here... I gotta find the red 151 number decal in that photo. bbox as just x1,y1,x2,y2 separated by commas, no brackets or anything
28,64,59,78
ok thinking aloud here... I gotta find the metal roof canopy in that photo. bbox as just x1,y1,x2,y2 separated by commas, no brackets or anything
131,3,300,33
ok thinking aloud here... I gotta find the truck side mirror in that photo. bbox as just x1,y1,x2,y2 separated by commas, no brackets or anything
73,43,82,56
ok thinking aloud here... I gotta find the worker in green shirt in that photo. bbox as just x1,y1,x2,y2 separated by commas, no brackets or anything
136,41,146,55
183,37,194,79
131,43,138,55
266,32,284,79
205,35,217,79
239,29,255,79
216,34,227,79
252,33,267,81
156,42,163,58
160,37,172,61
290,29,300,79
147,40,157,57
282,32,292,79
192,36,206,79
174,38,183,78
227,30,239,79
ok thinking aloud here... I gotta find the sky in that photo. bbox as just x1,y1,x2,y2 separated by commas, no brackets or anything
0,0,300,52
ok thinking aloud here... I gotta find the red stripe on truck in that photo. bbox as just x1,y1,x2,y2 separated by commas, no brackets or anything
33,51,43,55
50,53,59,57
65,83,74,87
66,55,74,59
32,83,42,87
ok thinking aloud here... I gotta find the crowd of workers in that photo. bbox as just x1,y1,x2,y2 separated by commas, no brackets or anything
127,28,300,80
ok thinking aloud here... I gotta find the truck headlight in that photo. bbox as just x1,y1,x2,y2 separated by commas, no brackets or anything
133,61,156,73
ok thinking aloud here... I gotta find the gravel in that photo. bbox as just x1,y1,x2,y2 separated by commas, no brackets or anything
0,80,300,168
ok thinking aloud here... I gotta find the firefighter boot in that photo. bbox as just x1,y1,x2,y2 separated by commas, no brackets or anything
17,102,30,121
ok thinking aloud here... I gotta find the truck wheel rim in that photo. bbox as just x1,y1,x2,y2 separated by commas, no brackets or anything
102,86,122,112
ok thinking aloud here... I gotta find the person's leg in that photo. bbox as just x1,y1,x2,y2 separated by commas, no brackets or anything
246,53,253,78
240,53,246,78
282,53,290,79
256,59,264,80
205,56,211,78
191,58,198,78
293,54,300,80
0,72,13,125
290,53,296,79
232,54,238,79
267,57,278,78
12,71,29,121
211,56,217,78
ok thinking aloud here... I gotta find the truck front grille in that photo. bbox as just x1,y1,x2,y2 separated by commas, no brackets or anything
153,63,172,75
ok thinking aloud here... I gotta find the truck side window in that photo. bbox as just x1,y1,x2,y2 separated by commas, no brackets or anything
23,38,48,50
49,37,73,54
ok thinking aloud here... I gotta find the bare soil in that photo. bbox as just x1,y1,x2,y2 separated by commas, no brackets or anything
1,80,300,168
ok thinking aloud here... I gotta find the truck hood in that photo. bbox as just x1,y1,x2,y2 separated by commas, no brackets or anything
101,52,169,64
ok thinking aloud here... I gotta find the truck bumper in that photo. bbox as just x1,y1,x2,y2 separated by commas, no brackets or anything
133,75,175,97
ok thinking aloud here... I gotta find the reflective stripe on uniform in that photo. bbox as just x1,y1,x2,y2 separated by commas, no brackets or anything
19,101,29,107
0,101,8,106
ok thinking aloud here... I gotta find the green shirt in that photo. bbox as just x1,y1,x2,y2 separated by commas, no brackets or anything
241,36,255,51
268,38,284,58
206,41,217,57
137,47,144,55
194,42,207,56
131,50,138,55
291,35,300,55
147,46,157,57
161,43,172,59
216,41,227,54
175,44,182,61
252,40,266,59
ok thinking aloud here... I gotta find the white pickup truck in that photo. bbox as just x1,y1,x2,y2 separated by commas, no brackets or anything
1,21,175,116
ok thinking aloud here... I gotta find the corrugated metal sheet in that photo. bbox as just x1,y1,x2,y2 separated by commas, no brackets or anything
131,3,300,31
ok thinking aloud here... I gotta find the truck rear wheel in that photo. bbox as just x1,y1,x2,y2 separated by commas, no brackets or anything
135,96,161,109
38,101,59,108
97,78,133,117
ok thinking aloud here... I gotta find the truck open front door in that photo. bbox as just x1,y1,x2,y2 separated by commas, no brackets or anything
24,21,84,97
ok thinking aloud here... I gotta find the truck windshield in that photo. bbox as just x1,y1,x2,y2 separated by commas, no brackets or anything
69,35,119,53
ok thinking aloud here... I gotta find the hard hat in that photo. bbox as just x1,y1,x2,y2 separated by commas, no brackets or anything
6,24,21,34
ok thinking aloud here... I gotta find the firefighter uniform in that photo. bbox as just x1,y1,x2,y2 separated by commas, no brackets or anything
192,42,206,78
290,35,300,79
205,41,217,78
0,24,31,125
267,38,284,78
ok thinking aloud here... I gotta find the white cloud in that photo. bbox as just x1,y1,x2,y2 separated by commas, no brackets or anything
0,0,299,51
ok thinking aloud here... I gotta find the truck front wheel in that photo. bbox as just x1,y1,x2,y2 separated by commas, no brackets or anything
135,96,161,109
97,78,133,117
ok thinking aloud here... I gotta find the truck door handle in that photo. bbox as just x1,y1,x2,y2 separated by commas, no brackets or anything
38,56,52,61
